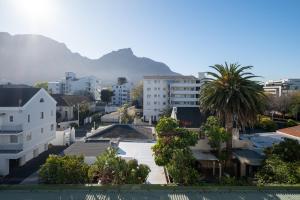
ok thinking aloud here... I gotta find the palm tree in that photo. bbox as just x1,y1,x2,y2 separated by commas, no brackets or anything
199,63,266,149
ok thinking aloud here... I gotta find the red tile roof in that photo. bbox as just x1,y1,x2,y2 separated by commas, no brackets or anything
277,125,300,138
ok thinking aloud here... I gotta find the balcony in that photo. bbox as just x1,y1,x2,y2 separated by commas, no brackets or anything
0,124,23,134
170,83,201,87
0,143,23,152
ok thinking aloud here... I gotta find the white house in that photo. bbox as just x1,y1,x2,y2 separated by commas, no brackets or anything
143,73,206,122
0,88,56,176
48,72,101,101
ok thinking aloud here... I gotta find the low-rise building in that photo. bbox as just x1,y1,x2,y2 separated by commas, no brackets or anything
0,88,56,176
263,78,300,96
48,72,101,101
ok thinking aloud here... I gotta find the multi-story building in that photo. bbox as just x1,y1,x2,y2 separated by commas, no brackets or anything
111,78,133,106
0,88,56,176
263,78,300,96
48,72,101,101
143,73,206,122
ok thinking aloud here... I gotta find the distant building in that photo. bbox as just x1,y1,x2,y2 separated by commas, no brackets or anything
48,72,101,101
0,88,56,176
263,78,300,96
143,73,206,122
111,77,133,106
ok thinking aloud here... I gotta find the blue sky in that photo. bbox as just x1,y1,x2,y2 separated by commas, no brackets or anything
0,0,299,80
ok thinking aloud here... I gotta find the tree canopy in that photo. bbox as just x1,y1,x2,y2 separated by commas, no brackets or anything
88,148,150,184
101,89,114,104
39,155,89,184
152,117,200,185
199,63,266,148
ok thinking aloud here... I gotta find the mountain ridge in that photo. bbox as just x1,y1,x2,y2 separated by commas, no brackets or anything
0,32,179,84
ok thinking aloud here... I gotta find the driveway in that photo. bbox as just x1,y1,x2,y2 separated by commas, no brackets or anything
118,142,167,184
2,146,66,184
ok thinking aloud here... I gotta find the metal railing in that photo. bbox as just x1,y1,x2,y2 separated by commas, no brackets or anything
0,124,23,133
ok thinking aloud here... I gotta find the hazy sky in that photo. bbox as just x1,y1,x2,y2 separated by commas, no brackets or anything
0,0,299,80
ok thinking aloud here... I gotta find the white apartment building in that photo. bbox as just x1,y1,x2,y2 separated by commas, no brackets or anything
143,74,205,122
0,88,56,176
48,72,101,101
111,82,133,106
263,78,300,96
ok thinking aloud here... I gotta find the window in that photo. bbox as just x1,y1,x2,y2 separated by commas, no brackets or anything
40,112,44,119
40,98,44,103
10,135,18,143
51,110,54,116
27,114,30,123
41,128,44,134
9,115,13,122
26,133,32,141
147,88,151,91
51,124,54,131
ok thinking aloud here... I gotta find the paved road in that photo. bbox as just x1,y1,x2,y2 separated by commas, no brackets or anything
1,146,66,184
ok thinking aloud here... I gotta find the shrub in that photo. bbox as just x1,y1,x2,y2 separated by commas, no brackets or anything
286,119,298,127
256,155,300,184
39,155,89,184
70,122,79,128
257,116,278,131
88,148,150,184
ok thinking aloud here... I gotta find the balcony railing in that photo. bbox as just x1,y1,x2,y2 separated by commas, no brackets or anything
0,143,23,151
0,124,23,133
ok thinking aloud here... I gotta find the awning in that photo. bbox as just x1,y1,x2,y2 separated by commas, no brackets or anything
232,149,265,166
192,149,219,161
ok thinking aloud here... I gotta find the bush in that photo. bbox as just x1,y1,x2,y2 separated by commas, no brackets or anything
70,122,79,128
256,155,300,184
257,116,278,131
286,119,298,127
88,148,150,184
220,176,250,186
39,155,89,184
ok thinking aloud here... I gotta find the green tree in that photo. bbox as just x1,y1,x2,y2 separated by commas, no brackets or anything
152,117,200,184
39,155,89,184
34,81,48,91
199,63,266,149
88,148,150,184
131,81,143,107
118,104,133,124
166,149,200,185
201,116,230,157
101,89,114,104
264,138,300,162
256,155,300,184
289,92,300,120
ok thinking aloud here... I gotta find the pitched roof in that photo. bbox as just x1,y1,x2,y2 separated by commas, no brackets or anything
63,140,111,157
175,107,203,128
277,125,300,138
52,94,93,107
0,88,40,107
232,149,265,166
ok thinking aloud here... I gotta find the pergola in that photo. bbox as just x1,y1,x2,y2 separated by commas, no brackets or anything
192,149,222,179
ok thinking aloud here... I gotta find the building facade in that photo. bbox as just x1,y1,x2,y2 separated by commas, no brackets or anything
48,72,101,101
0,88,56,176
143,74,205,122
263,78,300,96
111,82,133,106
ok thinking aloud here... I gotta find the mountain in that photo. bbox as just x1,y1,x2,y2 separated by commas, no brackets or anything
0,32,178,84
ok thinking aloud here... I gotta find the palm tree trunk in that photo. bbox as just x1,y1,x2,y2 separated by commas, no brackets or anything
225,114,233,150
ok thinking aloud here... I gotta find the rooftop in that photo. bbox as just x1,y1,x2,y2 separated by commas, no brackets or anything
0,88,40,107
63,140,111,157
277,125,300,138
144,75,197,80
52,94,93,107
232,149,265,166
88,125,153,141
